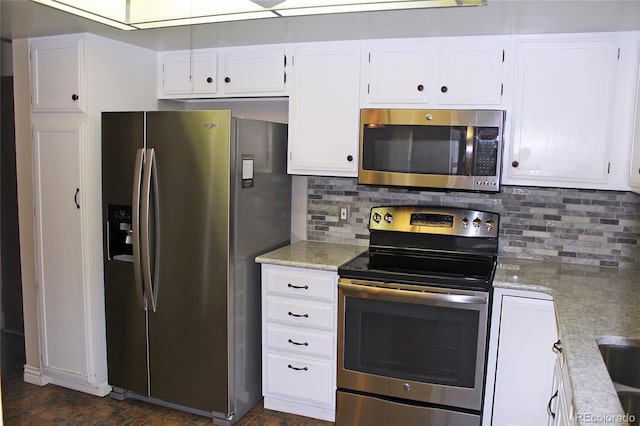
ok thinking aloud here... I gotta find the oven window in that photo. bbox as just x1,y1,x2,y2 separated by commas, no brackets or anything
343,296,479,388
361,125,469,175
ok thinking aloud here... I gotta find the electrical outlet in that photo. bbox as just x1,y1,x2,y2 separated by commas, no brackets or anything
340,206,350,222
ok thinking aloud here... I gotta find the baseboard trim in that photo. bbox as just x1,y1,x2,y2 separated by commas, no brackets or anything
23,364,50,386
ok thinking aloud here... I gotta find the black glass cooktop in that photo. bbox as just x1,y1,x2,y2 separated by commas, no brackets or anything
338,251,496,292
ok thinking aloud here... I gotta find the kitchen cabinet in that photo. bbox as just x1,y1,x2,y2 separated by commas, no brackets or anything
261,264,339,422
27,33,157,396
30,35,85,112
158,49,218,96
287,42,360,177
483,288,558,426
548,340,577,426
435,37,505,106
504,33,639,190
219,46,288,96
32,120,91,388
361,36,506,108
362,40,430,105
158,45,288,99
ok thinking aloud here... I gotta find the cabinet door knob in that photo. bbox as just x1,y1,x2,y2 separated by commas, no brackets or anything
347,155,353,162
206,77,213,83
440,86,448,93
71,94,79,101
417,84,424,92
224,77,231,83
511,161,519,168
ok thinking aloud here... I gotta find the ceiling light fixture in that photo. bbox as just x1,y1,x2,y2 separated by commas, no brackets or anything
31,0,486,31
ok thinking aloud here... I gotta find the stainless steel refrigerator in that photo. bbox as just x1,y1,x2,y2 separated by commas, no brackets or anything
101,110,291,424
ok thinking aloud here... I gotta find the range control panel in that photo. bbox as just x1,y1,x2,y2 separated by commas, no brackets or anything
368,205,500,238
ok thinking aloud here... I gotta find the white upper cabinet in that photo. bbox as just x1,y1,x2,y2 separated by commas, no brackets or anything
158,45,288,99
364,40,430,104
30,35,85,112
361,36,507,108
287,42,360,177
220,47,288,96
504,33,639,190
435,37,505,106
158,49,218,96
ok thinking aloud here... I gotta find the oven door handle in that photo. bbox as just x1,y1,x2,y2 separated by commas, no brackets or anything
338,281,488,305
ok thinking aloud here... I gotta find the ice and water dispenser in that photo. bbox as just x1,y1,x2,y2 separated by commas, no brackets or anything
107,204,133,262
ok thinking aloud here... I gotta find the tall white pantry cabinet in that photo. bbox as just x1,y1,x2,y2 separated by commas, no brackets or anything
27,33,157,395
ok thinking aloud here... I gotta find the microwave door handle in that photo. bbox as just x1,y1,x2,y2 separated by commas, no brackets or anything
465,126,475,176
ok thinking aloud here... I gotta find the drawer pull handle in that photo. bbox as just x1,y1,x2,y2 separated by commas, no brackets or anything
288,339,309,346
288,364,308,371
552,339,563,353
288,283,309,290
288,311,309,318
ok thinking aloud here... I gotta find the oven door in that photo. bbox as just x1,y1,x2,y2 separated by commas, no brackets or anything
337,278,489,411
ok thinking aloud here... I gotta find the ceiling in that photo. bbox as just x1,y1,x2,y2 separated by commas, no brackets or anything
2,0,640,51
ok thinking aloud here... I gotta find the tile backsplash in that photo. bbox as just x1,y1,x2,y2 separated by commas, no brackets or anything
307,177,640,268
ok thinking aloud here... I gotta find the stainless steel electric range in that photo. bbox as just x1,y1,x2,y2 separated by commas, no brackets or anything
336,205,500,426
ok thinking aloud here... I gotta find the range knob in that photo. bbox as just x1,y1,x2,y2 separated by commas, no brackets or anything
472,217,482,228
384,212,393,223
372,212,382,223
461,217,469,227
485,219,496,230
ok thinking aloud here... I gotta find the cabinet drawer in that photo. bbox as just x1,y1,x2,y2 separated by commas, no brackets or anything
265,267,335,301
265,296,334,331
265,324,334,359
264,352,334,406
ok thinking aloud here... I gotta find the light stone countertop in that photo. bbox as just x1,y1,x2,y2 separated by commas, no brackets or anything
255,240,365,271
257,241,640,425
494,258,640,425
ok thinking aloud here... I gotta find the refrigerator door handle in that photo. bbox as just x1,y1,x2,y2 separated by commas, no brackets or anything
141,148,160,312
132,148,146,310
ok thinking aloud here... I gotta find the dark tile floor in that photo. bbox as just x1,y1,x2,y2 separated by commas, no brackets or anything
1,331,334,425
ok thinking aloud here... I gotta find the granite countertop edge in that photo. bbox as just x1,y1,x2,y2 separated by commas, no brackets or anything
256,240,366,271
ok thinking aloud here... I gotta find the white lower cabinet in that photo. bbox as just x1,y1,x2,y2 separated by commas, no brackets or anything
549,342,576,426
261,264,338,422
484,288,559,426
32,120,97,390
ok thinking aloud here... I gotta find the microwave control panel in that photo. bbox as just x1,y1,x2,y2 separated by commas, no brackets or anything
473,128,499,176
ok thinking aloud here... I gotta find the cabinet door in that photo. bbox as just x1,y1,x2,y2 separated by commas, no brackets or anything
221,47,286,95
30,36,84,112
365,41,429,104
33,121,89,381
507,36,619,186
436,37,505,106
160,50,217,95
288,44,360,177
492,295,558,426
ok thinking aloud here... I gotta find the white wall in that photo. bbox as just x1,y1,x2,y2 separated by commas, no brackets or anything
12,38,41,373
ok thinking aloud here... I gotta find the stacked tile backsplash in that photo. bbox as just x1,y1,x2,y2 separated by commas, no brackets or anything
307,177,640,268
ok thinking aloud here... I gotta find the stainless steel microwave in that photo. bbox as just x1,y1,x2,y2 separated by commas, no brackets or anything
359,109,505,192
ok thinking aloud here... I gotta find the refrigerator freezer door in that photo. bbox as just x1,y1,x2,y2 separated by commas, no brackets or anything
145,111,232,413
101,112,148,396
